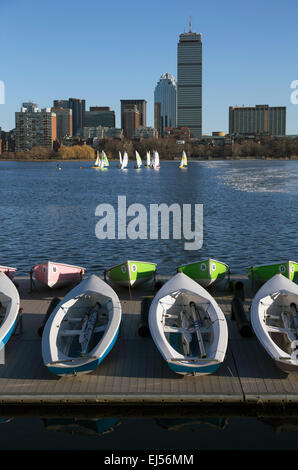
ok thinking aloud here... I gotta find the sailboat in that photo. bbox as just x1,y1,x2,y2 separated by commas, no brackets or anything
118,151,122,168
100,151,109,170
92,151,101,169
145,151,151,168
179,151,188,169
151,150,160,170
135,151,142,169
121,151,128,170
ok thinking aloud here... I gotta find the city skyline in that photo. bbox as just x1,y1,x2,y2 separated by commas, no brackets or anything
0,0,297,134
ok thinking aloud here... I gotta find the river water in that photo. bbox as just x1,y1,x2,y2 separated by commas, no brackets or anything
0,159,297,277
0,158,298,451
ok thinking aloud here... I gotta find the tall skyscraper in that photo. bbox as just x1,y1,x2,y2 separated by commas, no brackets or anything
120,100,146,130
177,21,202,138
154,73,177,137
69,98,85,136
229,105,286,136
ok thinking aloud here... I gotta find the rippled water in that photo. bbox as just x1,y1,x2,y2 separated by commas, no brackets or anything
0,159,297,277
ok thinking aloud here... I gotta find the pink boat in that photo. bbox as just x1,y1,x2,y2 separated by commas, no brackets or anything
32,261,85,288
0,265,17,280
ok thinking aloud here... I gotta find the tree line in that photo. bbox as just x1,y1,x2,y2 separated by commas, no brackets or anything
2,136,298,160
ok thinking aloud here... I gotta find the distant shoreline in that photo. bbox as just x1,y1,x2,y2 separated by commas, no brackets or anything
0,156,297,163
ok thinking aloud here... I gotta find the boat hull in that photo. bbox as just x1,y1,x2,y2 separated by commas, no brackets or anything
33,261,85,288
0,272,20,351
168,360,221,376
0,266,17,280
149,273,228,376
250,274,298,374
106,260,156,288
46,328,120,376
247,260,298,284
42,275,122,376
177,259,229,287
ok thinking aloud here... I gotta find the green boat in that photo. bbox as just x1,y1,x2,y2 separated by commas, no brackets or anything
176,258,230,287
105,260,157,288
247,260,298,284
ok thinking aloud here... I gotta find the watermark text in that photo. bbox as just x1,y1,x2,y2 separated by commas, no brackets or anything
95,196,203,251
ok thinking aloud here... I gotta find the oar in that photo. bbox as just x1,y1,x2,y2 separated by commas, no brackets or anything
189,302,206,358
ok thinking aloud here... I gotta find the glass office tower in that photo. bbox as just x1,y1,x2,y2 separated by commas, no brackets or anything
154,73,177,137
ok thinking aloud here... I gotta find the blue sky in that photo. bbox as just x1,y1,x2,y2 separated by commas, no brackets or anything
0,0,297,134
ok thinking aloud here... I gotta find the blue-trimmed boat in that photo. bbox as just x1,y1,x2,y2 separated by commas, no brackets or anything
148,273,228,376
41,275,122,376
0,272,20,351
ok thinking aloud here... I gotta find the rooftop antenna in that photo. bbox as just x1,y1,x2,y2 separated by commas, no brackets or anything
189,15,192,32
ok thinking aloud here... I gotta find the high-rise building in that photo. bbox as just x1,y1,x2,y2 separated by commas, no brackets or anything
154,73,177,137
121,100,146,130
15,103,56,151
51,107,72,140
85,107,116,128
229,105,286,136
177,21,202,138
53,98,85,136
69,98,85,136
123,106,140,139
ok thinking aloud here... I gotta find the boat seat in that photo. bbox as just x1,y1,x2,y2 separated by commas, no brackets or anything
60,325,106,337
163,313,179,319
267,325,291,334
265,314,280,320
164,325,210,334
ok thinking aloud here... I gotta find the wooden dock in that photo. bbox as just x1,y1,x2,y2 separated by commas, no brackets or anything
1,275,298,411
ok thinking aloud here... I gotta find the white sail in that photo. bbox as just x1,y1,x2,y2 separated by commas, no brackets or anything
121,151,128,169
119,151,122,165
153,151,160,169
146,151,151,167
179,151,187,168
94,151,100,167
102,151,109,167
135,151,142,168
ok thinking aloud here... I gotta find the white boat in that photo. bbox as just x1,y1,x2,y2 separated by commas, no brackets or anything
250,274,298,374
121,151,128,170
135,151,142,169
179,151,188,169
148,273,228,375
0,272,20,352
151,150,160,170
118,151,122,168
42,274,122,376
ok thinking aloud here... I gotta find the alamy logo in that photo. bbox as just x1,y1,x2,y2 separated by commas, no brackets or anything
0,81,5,104
290,80,298,104
95,196,203,251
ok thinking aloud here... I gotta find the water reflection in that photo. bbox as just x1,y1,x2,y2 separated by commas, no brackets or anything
155,417,228,431
43,418,121,437
0,411,298,449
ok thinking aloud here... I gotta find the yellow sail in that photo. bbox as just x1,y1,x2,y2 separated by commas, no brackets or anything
179,151,188,168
